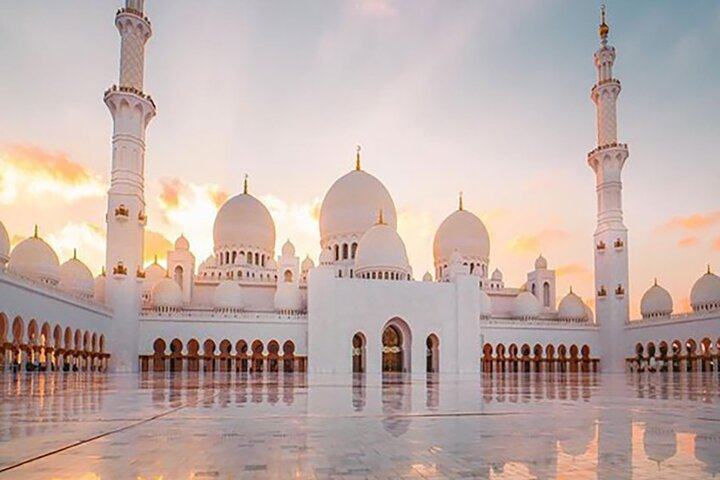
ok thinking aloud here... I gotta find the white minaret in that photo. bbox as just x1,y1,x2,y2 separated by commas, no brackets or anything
104,0,156,372
588,6,629,374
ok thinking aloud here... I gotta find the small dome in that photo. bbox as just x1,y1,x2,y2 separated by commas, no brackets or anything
641,281,673,318
354,221,409,276
274,284,302,312
558,290,587,321
8,230,60,285
213,280,243,310
151,277,182,308
690,268,720,312
449,250,463,265
513,291,540,319
535,254,548,270
213,191,276,254
585,304,595,323
433,208,490,268
422,271,433,282
319,168,397,245
144,261,166,287
281,239,295,257
301,255,315,271
319,248,333,265
479,289,492,318
58,254,94,298
0,220,9,264
174,234,189,251
491,268,503,281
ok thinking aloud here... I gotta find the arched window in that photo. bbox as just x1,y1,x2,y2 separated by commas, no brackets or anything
543,282,550,307
338,270,343,278
342,243,349,260
531,283,536,296
238,270,242,278
351,242,358,259
349,269,353,278
284,270,293,283
261,255,266,267
334,245,339,261
247,252,253,264
174,266,183,287
232,251,237,264
255,253,259,265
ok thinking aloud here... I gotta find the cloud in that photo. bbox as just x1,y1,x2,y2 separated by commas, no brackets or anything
509,229,569,253
260,194,322,261
354,0,397,17
144,229,173,265
662,210,720,231
44,223,106,274
678,236,700,248
0,144,105,203
556,263,592,279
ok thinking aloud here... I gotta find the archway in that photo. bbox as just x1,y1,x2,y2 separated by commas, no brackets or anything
267,340,280,373
236,339,248,373
482,343,493,373
352,332,366,373
382,318,411,373
169,338,183,372
203,339,216,372
282,340,295,372
219,339,232,372
251,340,264,373
152,338,166,372
426,334,439,374
187,339,200,372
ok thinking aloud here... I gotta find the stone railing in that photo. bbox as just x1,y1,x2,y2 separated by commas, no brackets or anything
140,307,307,321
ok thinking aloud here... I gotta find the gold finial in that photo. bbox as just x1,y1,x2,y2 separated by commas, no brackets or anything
153,255,158,264
599,4,609,41
73,248,77,260
33,225,38,238
101,266,106,277
459,191,463,211
377,209,385,225
243,174,248,194
570,285,573,294
653,277,658,286
355,145,362,171
708,264,712,275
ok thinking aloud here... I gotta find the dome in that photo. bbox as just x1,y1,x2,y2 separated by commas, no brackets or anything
535,254,548,270
8,230,60,285
301,255,315,271
319,168,397,245
690,268,720,311
585,304,595,323
513,291,540,319
479,289,492,318
557,290,588,321
58,254,94,298
174,234,189,251
145,261,166,286
491,268,503,281
281,239,295,257
354,221,409,275
266,258,278,270
433,207,490,267
151,277,182,308
212,191,276,254
93,274,106,304
274,284,302,312
422,271,433,282
319,247,333,266
213,280,243,310
0,220,9,264
641,281,673,318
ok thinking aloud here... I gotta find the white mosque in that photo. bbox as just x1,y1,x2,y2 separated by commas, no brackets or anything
0,1,718,375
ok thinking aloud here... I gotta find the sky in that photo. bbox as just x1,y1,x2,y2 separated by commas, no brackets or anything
0,0,718,318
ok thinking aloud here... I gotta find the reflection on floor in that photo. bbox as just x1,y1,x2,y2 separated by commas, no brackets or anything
0,371,719,479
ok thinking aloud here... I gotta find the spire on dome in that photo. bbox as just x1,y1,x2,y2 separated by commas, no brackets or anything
708,264,712,275
654,277,658,286
73,248,77,260
33,225,38,238
153,255,158,264
377,209,385,225
599,4,609,45
355,145,362,171
570,285,574,294
243,174,248,194
459,191,463,211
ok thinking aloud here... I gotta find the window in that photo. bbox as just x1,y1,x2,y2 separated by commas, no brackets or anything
232,251,237,264
247,252,253,264
334,245,339,261
255,253,259,265
284,270,293,283
342,243,348,260
351,242,358,258
543,282,550,307
174,265,184,286
350,269,353,278
338,270,342,278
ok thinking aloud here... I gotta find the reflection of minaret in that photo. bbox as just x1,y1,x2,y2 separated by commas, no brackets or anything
104,0,156,371
588,5,630,373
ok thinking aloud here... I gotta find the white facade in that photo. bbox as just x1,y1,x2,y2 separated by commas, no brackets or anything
1,3,719,375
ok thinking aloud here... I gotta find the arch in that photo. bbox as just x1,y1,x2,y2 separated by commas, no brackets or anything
0,313,6,345
153,338,166,354
635,342,644,357
251,339,264,373
74,329,82,351
646,342,656,358
352,332,367,373
543,282,550,307
236,339,249,373
382,318,412,373
282,340,295,373
426,333,440,373
701,337,713,356
174,265,184,286
99,335,105,353
545,344,555,360
202,339,216,372
581,345,590,359
53,325,62,349
521,343,531,359
267,340,280,372
334,244,339,261
64,327,73,349
533,343,543,360
83,331,90,352
186,338,200,372
27,319,38,346
284,270,293,283
351,242,358,259
483,343,493,359
496,343,506,360
685,339,697,356
342,243,349,260
508,344,519,360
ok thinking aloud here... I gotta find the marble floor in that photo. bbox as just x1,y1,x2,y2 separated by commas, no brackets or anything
0,371,719,479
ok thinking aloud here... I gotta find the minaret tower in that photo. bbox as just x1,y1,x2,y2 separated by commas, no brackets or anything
103,0,156,372
588,5,630,373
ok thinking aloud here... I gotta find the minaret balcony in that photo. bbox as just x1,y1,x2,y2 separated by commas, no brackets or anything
115,204,130,221
113,262,128,277
587,142,629,160
116,7,151,25
104,85,156,110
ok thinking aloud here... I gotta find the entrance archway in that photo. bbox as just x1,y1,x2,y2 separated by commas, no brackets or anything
426,334,439,373
382,318,411,373
352,332,366,373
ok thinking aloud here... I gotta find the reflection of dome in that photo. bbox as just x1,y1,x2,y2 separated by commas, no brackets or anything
213,280,243,310
690,268,720,312
152,277,182,308
535,254,548,270
643,424,676,465
513,292,540,319
281,239,295,257
695,433,720,476
174,234,189,251
479,290,492,318
301,255,315,271
558,290,587,321
0,220,9,265
319,168,397,245
8,230,60,285
213,192,276,253
433,207,490,267
641,280,673,318
59,254,94,298
354,219,409,279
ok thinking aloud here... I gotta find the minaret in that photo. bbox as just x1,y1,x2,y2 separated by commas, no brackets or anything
103,0,156,372
588,5,630,374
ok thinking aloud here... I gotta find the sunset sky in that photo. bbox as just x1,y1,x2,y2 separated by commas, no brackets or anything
0,0,718,318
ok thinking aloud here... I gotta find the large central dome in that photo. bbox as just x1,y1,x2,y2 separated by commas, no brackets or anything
213,191,276,254
319,168,397,246
433,208,490,265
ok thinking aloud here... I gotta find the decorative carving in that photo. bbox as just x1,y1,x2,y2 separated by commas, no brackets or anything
136,267,146,279
596,240,606,251
113,261,128,276
614,238,624,249
115,204,129,218
138,210,147,224
598,285,607,297
615,284,625,296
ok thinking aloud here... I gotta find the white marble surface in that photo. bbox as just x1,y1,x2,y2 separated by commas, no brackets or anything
0,371,719,479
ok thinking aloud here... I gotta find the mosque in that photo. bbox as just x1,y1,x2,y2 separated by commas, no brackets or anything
0,1,718,375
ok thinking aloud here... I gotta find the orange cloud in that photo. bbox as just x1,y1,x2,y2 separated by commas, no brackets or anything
556,263,592,279
678,236,700,248
144,229,173,265
662,210,720,231
677,296,692,314
0,144,105,203
509,229,569,253
44,222,106,274
713,237,720,251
